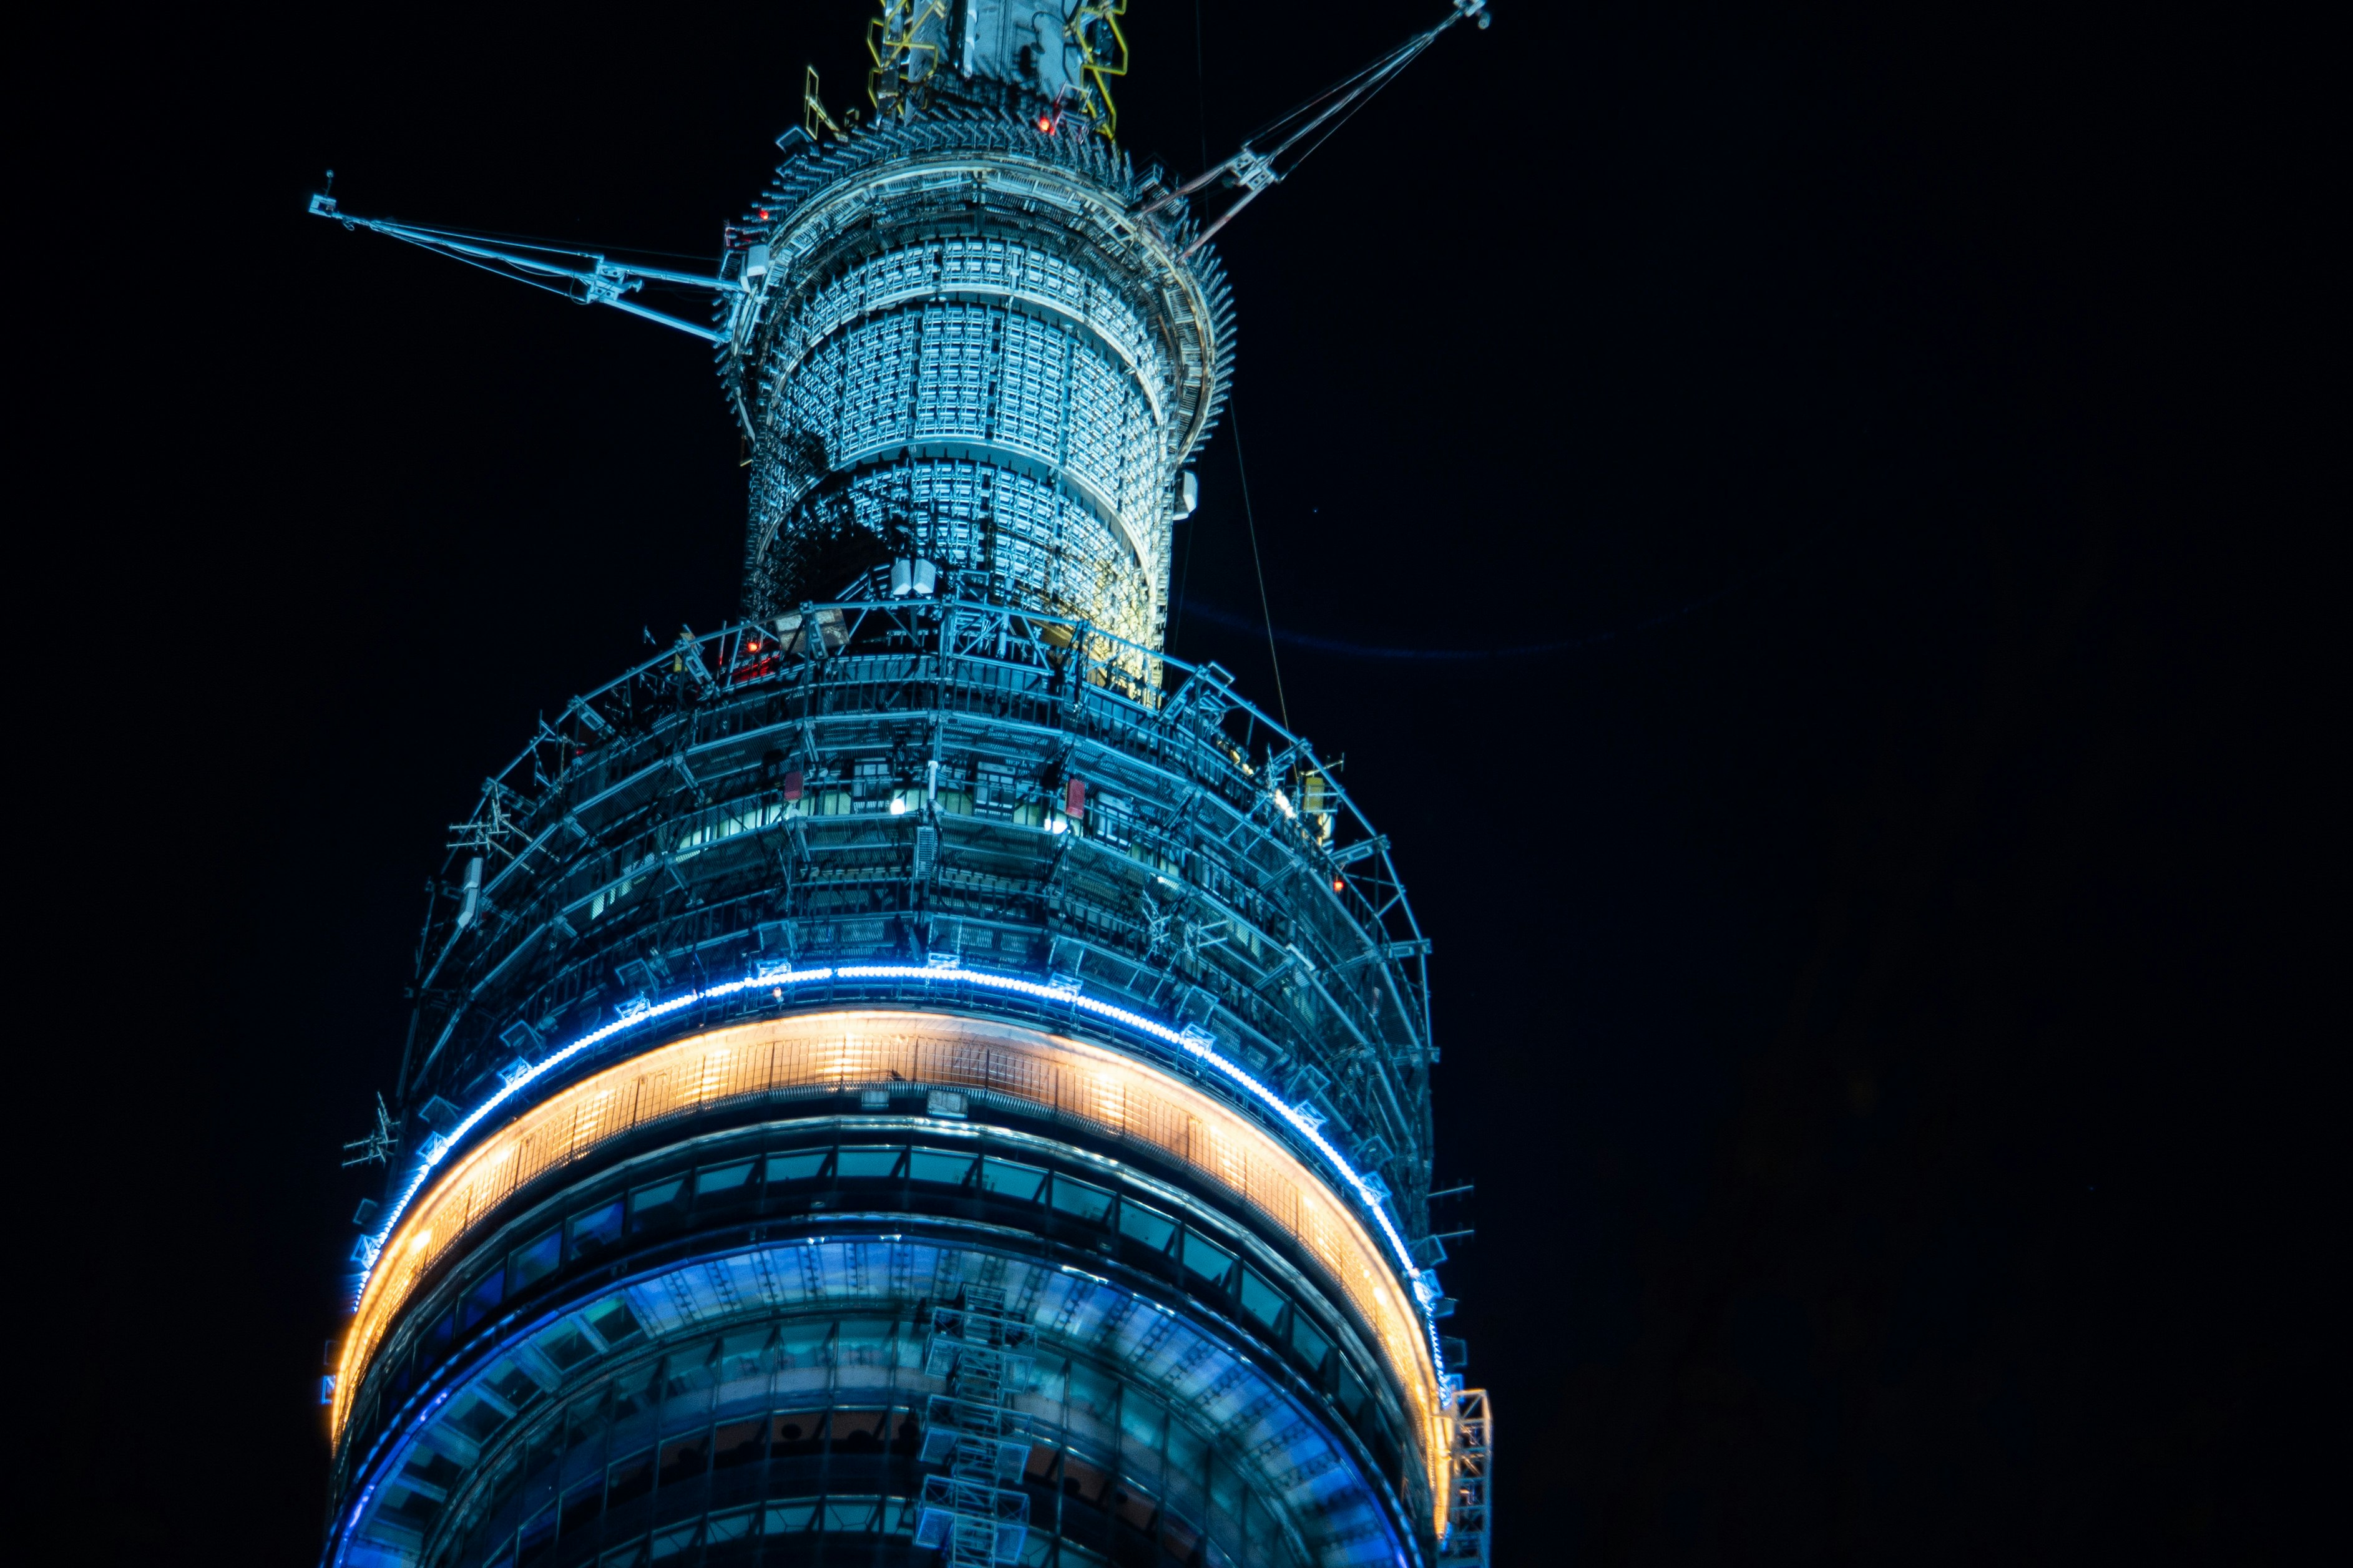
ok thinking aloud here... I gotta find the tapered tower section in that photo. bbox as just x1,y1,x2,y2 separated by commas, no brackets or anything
726,9,1231,649
321,9,1486,1568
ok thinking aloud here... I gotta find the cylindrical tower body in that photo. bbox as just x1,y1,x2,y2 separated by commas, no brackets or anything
724,45,1230,649
325,12,1480,1568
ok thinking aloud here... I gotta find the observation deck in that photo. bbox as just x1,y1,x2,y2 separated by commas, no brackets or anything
328,593,1465,1568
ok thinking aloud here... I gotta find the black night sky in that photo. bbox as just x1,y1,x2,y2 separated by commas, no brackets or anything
46,2,2320,1562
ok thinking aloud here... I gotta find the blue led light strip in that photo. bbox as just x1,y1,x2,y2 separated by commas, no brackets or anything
354,963,1447,1368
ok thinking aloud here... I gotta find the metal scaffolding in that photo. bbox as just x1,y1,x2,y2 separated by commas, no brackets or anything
918,1282,1036,1565
1439,1379,1493,1567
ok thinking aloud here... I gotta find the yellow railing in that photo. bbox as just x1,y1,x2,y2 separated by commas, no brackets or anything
1068,0,1129,139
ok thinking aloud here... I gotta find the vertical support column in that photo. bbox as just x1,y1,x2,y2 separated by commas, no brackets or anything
1438,1376,1494,1566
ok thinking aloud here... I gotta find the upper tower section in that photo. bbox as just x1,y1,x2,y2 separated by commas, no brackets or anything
716,2,1231,651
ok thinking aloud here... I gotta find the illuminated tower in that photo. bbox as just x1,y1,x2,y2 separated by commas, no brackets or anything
316,7,1491,1568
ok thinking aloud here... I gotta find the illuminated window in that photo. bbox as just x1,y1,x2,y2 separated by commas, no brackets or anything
765,1150,826,1184
909,1149,976,1184
981,1157,1047,1201
1180,1230,1235,1287
1117,1200,1177,1254
694,1160,755,1202
1050,1173,1114,1222
1238,1269,1287,1332
1288,1315,1331,1374
834,1146,903,1179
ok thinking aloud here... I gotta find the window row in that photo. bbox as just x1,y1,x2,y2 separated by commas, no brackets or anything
407,1144,1353,1405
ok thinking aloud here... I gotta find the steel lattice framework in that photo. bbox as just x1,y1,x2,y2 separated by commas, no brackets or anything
717,110,1232,646
313,7,1494,1568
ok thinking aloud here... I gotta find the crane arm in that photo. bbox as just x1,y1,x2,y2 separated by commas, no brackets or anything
1139,0,1490,256
306,193,733,344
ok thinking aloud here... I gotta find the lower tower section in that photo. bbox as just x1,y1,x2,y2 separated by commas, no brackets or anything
328,597,1475,1568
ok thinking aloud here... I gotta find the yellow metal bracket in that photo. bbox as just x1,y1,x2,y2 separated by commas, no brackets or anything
1066,0,1129,140
868,0,949,120
803,64,858,141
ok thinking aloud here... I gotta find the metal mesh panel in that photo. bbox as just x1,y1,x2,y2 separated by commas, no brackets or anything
751,231,1176,643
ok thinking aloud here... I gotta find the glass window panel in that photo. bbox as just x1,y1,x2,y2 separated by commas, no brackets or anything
765,1500,818,1532
766,1150,827,1183
559,1473,604,1537
836,1146,903,1179
771,1410,825,1454
705,1506,756,1544
461,1269,505,1329
1288,1314,1331,1372
1335,1361,1369,1421
517,1504,557,1564
585,1295,643,1348
536,1321,595,1373
1111,1481,1158,1532
1237,1269,1287,1332
449,1391,508,1443
831,1408,889,1452
1118,1200,1178,1254
1067,1363,1117,1419
509,1227,562,1293
658,1432,708,1487
825,1498,879,1532
1120,1393,1166,1453
600,1546,645,1568
627,1178,686,1233
981,1159,1047,1200
487,1360,539,1411
713,1418,764,1469
909,1149,976,1184
695,1160,755,1199
605,1449,653,1507
1050,1174,1113,1222
1180,1230,1234,1285
1165,1419,1206,1484
648,1522,700,1561
568,1200,623,1260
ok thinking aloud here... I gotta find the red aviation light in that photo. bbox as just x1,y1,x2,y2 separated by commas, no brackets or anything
1037,116,1054,132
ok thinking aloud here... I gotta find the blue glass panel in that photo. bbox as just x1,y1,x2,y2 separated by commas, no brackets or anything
1050,1174,1113,1222
1118,1200,1178,1253
981,1158,1046,1201
836,1146,903,1178
765,1150,826,1183
909,1149,976,1184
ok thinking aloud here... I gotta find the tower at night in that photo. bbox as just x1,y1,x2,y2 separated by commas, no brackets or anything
316,7,1492,1567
